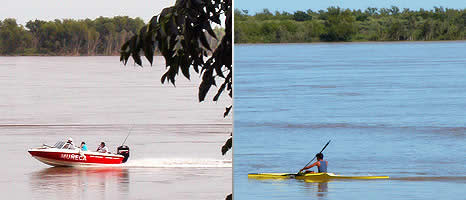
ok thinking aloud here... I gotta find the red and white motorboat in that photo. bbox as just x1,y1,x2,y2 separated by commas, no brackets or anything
28,141,130,167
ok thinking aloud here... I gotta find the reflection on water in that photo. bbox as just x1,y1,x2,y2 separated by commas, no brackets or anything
29,167,129,199
301,181,328,199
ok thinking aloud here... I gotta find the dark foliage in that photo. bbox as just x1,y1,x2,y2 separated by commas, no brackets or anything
221,134,232,155
119,0,232,150
293,11,312,21
120,0,232,102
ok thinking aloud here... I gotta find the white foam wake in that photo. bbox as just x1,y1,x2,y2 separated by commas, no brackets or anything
121,158,232,168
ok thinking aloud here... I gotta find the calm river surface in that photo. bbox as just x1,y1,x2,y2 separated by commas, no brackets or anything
0,56,232,200
234,42,466,199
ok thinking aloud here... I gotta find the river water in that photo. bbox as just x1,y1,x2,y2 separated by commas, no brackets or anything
234,42,466,199
0,56,232,200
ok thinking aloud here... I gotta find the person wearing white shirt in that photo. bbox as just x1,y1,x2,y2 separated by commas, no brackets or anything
96,142,108,153
63,137,75,150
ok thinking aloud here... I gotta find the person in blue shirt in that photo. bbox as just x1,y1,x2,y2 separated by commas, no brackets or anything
80,141,88,151
300,153,328,173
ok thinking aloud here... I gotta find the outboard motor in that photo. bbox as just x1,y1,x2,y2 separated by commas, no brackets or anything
117,145,130,163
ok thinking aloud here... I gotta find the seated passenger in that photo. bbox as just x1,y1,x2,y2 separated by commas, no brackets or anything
63,137,75,149
80,142,88,151
300,153,328,173
96,142,108,153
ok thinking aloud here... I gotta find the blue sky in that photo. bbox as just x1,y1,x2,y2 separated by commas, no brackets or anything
235,0,465,13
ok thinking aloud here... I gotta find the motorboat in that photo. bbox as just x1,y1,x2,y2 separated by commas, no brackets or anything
28,141,130,167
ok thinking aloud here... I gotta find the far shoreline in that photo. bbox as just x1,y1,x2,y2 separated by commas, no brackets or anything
235,40,466,46
1,40,465,56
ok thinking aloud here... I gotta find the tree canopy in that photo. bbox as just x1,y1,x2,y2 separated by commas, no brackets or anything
0,19,32,55
0,17,147,55
118,1,232,198
235,6,465,43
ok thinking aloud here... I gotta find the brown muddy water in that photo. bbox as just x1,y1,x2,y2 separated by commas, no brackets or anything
0,56,232,200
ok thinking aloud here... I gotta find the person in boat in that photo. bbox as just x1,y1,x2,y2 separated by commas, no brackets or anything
300,153,327,173
80,142,88,151
63,137,75,149
96,142,109,153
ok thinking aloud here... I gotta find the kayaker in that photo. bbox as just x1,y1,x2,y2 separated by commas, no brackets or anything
300,153,327,173
80,142,88,151
96,142,109,153
63,137,76,149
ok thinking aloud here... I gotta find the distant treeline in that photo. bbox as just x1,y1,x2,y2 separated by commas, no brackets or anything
0,16,146,55
235,6,465,43
0,17,224,56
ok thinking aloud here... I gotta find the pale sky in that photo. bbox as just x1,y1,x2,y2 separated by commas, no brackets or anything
2,0,463,25
236,0,465,13
0,0,176,25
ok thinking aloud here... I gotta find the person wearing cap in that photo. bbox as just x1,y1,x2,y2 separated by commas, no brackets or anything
80,142,88,151
63,137,76,149
300,153,328,173
96,142,108,153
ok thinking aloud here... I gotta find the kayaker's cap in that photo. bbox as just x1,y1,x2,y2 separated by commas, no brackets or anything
68,137,73,142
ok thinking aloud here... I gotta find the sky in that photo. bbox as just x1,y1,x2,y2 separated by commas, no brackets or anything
235,0,465,13
1,0,464,25
0,0,176,25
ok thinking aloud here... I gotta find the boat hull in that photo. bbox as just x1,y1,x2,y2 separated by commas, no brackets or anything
248,172,389,181
29,149,124,167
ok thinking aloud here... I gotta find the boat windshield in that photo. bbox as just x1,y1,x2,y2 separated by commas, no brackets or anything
53,141,66,149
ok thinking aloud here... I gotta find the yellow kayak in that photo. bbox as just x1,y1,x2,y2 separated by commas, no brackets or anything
248,172,389,181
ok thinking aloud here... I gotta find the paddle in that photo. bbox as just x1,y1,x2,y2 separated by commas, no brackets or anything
297,140,331,175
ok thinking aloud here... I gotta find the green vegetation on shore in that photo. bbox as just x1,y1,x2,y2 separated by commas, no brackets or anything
0,17,146,55
235,6,465,43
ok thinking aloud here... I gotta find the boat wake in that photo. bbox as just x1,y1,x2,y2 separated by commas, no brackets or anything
120,158,232,168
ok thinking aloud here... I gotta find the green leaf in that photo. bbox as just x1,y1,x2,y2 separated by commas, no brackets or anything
198,69,213,102
224,105,232,117
213,81,226,101
221,136,232,155
180,58,190,79
214,63,224,78
161,71,168,84
129,36,142,66
199,32,212,50
148,15,158,33
203,21,217,39
119,40,131,65
143,31,155,65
